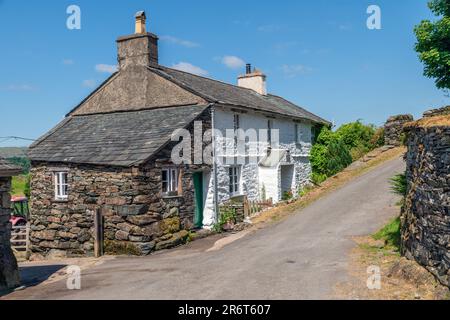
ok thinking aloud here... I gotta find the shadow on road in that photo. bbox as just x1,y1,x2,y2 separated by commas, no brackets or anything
19,264,66,287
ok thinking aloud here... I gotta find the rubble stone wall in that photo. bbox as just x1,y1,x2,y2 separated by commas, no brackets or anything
401,108,450,288
30,110,212,257
0,177,20,292
384,114,414,146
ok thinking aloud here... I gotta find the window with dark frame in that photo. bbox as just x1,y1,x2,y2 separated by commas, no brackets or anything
268,119,273,145
228,166,240,196
54,172,68,200
234,114,240,149
311,126,316,144
162,168,179,195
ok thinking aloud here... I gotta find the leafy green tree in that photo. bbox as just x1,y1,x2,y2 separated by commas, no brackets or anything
415,0,450,91
310,121,382,183
335,121,376,150
325,139,353,176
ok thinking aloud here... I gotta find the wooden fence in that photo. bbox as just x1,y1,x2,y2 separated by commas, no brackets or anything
244,198,273,217
220,196,274,223
10,224,30,254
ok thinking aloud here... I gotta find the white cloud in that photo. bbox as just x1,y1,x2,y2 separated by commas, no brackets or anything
0,84,37,92
95,64,118,74
172,62,209,76
62,59,74,65
281,64,312,78
220,56,245,70
82,79,97,88
160,35,200,48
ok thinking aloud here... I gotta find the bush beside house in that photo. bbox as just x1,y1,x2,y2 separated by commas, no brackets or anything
310,120,384,184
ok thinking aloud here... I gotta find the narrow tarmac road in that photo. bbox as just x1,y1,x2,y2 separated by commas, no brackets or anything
4,157,405,300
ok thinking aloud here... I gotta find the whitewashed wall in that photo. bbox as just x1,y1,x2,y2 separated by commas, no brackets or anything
212,107,314,204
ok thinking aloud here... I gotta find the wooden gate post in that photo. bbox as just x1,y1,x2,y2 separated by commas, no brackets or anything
94,208,104,257
243,195,250,219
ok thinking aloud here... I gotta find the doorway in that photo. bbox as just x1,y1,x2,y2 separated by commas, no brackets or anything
193,172,204,228
280,165,295,199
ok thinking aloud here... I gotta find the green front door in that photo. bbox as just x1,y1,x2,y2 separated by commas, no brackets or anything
193,172,204,228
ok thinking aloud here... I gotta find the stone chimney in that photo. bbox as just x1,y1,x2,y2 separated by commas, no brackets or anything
238,64,267,95
116,11,159,69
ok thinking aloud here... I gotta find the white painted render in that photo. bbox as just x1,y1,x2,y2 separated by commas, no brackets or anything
237,72,267,95
201,107,315,227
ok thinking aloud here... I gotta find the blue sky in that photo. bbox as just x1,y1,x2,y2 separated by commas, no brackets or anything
0,0,448,147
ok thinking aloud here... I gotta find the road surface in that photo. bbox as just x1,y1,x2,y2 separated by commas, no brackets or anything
4,157,405,300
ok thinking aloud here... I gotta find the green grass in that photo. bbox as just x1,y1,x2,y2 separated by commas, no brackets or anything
11,174,29,197
373,216,401,251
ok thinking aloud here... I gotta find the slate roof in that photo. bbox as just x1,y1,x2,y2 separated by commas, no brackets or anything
0,158,22,176
29,105,208,167
30,63,329,167
151,66,330,125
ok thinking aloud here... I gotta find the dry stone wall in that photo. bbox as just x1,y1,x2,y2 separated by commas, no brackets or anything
401,107,450,288
384,114,414,146
0,177,20,292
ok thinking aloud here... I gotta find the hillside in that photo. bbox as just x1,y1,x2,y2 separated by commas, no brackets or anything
0,147,28,158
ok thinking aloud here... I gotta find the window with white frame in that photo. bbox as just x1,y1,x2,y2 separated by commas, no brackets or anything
228,166,241,196
162,168,179,195
54,172,68,200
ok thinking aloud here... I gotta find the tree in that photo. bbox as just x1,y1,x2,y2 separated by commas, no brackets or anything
414,0,450,92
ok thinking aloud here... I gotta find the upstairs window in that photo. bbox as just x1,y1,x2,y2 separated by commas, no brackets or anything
311,126,317,144
233,114,240,149
228,166,241,196
162,168,179,195
295,123,301,144
54,172,68,201
233,114,240,132
267,119,273,145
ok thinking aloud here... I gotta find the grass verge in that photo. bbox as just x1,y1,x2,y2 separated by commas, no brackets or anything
334,204,449,300
11,174,29,196
373,216,401,251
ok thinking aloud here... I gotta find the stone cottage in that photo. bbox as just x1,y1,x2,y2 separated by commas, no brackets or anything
28,11,329,257
0,158,21,292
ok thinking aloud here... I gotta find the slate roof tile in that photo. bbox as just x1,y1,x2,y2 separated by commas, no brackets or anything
29,105,208,167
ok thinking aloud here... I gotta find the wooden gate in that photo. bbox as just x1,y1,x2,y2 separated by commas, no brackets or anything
10,223,30,255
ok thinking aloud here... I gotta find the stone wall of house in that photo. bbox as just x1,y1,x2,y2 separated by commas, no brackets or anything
401,108,450,288
384,114,414,146
30,110,212,258
0,177,20,292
